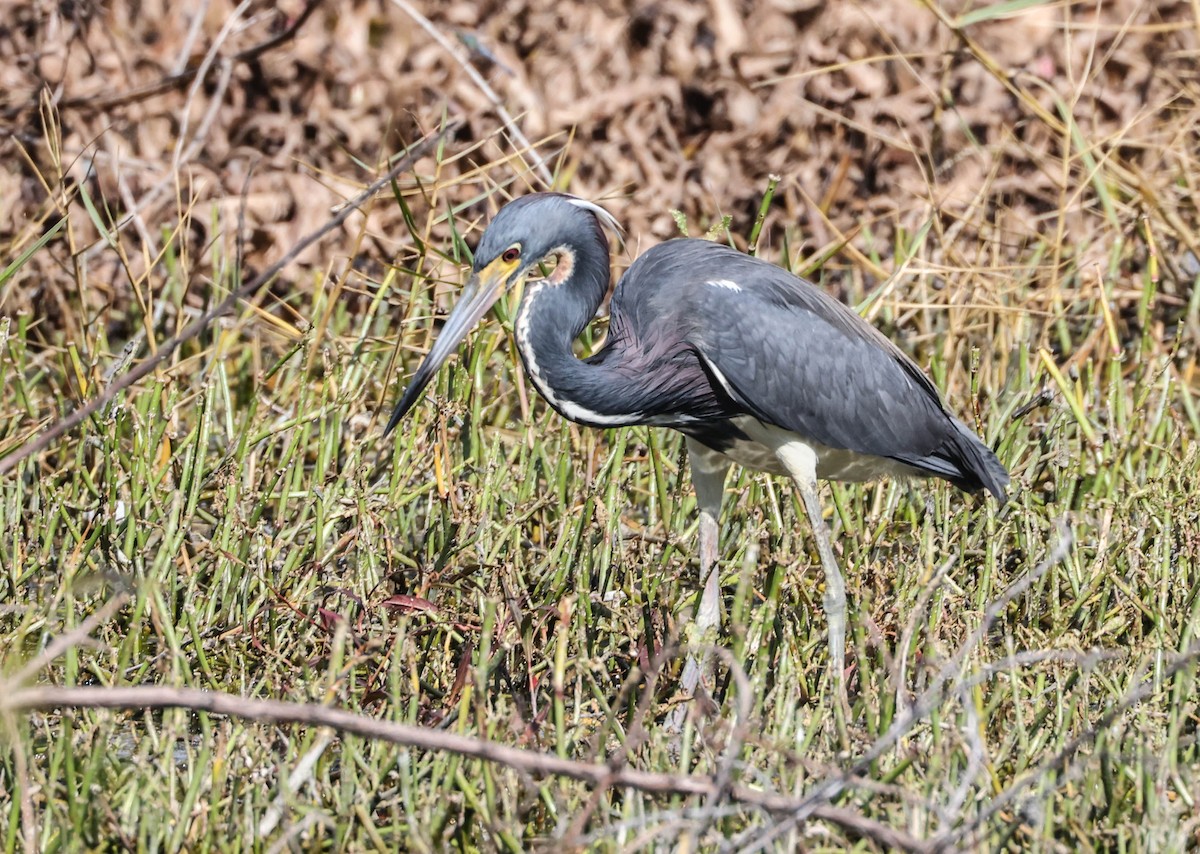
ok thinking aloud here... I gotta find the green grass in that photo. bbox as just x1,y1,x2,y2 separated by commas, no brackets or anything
4,66,1200,854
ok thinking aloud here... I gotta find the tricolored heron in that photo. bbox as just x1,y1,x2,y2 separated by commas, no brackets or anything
385,192,1009,707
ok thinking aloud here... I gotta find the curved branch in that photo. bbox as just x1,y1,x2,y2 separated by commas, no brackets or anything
3,683,929,852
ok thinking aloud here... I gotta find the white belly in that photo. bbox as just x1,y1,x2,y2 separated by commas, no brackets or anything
717,417,919,483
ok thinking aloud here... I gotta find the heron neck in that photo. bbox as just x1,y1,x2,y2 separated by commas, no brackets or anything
514,249,637,427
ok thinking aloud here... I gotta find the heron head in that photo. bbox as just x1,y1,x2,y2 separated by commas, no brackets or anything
383,193,621,434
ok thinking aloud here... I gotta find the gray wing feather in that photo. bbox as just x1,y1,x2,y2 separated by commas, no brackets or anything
622,240,951,459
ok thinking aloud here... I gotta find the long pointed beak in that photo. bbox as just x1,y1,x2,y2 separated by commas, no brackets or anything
383,264,510,436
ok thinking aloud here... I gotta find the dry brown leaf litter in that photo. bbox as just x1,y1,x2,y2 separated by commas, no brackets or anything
1,0,1197,345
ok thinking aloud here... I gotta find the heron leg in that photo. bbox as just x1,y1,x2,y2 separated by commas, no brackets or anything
678,439,730,703
776,441,849,715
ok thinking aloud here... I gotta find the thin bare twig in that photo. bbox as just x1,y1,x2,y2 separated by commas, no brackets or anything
0,121,459,478
9,592,132,687
941,683,987,827
3,684,930,853
562,639,681,846
388,0,554,188
847,522,1074,777
894,552,958,714
562,642,754,847
84,9,242,262
258,728,335,837
943,637,1200,851
742,521,1075,851
172,0,214,76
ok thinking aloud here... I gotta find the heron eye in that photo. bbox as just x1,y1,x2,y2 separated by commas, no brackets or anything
502,247,521,263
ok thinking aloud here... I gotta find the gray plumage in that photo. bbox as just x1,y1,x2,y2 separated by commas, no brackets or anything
604,238,1009,498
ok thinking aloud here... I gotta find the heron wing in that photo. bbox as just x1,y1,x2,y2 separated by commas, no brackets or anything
620,239,954,461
